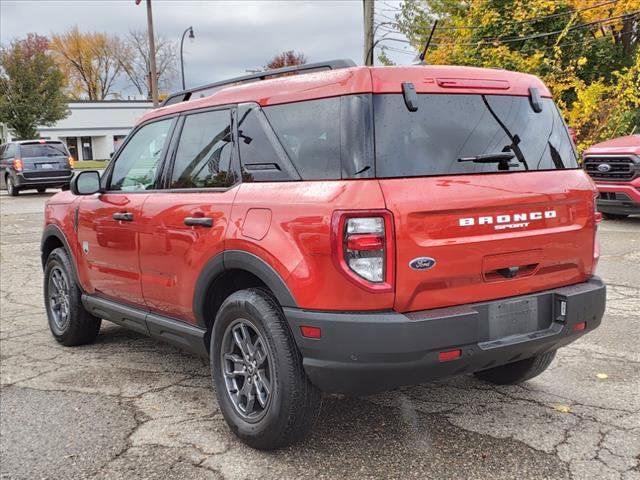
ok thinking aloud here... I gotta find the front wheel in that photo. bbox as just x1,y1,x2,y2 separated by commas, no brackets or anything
474,351,556,385
44,247,101,346
211,288,321,450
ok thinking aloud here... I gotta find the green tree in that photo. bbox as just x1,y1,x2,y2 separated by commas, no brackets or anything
0,34,69,139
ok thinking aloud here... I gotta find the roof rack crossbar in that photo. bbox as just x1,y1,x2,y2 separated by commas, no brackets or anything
162,59,356,106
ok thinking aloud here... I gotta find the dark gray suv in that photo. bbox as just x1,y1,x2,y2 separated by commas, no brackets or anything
0,140,74,195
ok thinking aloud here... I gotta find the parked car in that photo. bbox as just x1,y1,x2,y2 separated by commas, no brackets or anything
583,134,640,219
41,60,606,450
0,139,74,195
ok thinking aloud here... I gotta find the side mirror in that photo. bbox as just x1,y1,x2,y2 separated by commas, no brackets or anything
71,170,101,195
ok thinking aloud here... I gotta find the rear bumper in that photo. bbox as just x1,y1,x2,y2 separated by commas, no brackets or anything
14,171,73,188
595,179,640,215
284,277,606,395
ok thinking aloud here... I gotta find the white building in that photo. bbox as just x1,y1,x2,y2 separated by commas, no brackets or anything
37,100,153,161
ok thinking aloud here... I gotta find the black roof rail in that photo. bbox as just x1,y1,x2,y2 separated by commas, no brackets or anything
161,59,357,107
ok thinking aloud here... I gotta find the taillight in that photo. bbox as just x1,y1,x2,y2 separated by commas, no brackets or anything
331,210,394,292
68,156,75,169
12,159,23,172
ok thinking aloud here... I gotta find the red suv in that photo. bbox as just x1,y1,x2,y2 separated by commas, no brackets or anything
41,60,606,449
583,134,640,219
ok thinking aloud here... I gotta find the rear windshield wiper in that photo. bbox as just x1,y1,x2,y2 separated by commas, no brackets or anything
458,152,517,170
481,95,529,170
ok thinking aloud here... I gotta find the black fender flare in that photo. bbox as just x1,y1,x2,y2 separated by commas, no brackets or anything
192,250,298,328
41,224,81,287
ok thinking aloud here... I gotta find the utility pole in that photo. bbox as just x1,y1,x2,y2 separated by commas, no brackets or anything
145,0,159,106
363,0,375,66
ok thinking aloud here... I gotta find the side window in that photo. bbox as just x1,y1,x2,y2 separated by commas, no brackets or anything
6,144,17,159
109,118,174,191
263,98,341,180
237,105,299,182
170,109,236,189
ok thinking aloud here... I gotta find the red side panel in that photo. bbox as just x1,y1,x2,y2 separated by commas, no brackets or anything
228,181,393,311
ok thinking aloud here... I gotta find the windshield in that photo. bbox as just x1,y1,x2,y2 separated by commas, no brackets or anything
20,143,68,158
374,94,578,178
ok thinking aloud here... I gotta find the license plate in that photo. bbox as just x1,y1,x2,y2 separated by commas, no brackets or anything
40,163,54,169
488,298,538,339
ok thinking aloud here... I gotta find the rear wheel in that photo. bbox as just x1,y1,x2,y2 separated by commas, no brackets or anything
44,247,101,346
474,351,556,385
211,288,321,450
6,176,19,196
37,187,46,193
602,213,628,220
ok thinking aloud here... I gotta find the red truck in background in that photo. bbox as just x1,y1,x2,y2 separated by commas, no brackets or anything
584,134,640,219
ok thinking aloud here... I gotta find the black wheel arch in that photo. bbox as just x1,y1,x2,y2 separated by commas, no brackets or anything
41,224,81,287
193,250,298,330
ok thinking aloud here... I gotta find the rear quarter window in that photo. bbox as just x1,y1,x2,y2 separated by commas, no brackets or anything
264,98,341,180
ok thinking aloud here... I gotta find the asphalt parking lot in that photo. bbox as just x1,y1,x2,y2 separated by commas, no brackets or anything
1,189,639,480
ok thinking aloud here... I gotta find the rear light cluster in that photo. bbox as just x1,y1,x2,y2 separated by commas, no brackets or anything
68,156,75,168
331,211,394,292
12,159,23,172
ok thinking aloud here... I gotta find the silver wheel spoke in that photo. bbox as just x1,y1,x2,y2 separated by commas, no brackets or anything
221,319,273,421
255,371,271,408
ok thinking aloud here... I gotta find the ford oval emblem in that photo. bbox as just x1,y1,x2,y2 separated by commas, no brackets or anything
409,257,436,270
597,163,611,173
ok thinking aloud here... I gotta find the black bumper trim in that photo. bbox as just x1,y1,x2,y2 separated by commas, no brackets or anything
597,199,640,216
284,277,606,394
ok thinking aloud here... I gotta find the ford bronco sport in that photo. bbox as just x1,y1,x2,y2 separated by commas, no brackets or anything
583,134,640,219
41,60,606,450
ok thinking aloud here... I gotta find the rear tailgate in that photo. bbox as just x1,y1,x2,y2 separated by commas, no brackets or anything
381,171,597,312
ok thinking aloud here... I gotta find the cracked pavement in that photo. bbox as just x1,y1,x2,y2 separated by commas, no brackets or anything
1,190,639,480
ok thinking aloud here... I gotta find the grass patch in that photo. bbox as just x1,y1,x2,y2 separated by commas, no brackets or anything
74,160,109,170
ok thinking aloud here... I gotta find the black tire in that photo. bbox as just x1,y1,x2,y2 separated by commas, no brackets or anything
474,351,556,385
6,176,19,196
211,288,321,450
602,213,628,220
43,247,101,346
37,187,46,193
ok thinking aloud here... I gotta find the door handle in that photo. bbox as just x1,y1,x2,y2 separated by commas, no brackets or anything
184,217,213,227
112,212,134,222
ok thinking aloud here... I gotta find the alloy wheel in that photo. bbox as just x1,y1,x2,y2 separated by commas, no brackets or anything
48,266,70,331
221,318,273,422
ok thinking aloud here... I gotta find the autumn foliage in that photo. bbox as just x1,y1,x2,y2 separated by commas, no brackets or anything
264,50,308,70
388,0,640,151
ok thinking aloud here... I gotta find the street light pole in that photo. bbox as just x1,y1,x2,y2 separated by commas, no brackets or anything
180,26,195,90
145,0,159,106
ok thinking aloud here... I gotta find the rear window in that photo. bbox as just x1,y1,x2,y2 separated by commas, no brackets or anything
20,143,68,158
374,94,578,178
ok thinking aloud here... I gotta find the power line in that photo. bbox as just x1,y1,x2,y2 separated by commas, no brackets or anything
434,0,623,30
424,13,638,47
379,26,637,58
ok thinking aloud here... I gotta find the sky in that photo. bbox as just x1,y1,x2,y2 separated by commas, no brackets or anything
0,0,415,97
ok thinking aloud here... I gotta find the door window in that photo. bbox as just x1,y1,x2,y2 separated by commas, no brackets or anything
109,118,174,191
170,109,236,188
